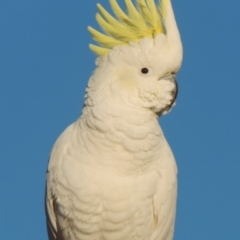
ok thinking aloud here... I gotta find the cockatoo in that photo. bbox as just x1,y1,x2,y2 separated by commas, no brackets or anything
45,0,183,239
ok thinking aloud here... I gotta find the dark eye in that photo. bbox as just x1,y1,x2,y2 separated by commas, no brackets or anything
141,68,149,74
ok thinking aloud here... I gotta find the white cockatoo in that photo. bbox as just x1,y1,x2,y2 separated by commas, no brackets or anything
45,0,183,239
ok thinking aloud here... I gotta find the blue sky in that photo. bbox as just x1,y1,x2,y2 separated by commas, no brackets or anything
1,0,239,239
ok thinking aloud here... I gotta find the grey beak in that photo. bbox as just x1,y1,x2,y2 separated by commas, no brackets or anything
170,76,178,108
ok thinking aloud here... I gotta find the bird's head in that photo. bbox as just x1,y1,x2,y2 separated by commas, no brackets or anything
87,0,183,116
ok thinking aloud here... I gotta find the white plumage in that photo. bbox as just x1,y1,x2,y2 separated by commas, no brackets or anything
45,0,183,239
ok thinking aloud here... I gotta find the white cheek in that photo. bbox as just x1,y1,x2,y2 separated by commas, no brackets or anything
115,68,138,90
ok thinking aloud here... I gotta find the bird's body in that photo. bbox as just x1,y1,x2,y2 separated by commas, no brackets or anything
45,0,183,239
46,103,177,240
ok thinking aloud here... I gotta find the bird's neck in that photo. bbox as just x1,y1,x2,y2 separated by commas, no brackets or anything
76,99,165,174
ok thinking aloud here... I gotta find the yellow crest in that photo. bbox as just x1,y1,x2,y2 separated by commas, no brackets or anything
88,0,170,55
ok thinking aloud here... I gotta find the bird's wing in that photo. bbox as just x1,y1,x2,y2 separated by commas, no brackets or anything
150,140,178,240
45,124,75,240
45,184,58,240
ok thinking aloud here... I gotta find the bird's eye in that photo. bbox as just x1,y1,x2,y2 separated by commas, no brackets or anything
141,68,149,74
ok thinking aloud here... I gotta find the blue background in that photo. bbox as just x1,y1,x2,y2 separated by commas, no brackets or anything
1,0,239,239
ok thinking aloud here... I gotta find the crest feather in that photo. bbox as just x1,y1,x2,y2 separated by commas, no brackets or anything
88,26,124,47
96,11,139,41
89,44,111,55
125,0,142,20
160,0,169,18
110,0,146,31
89,0,168,55
137,0,158,31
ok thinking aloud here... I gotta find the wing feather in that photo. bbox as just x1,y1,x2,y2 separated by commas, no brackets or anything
150,140,177,240
45,186,58,240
